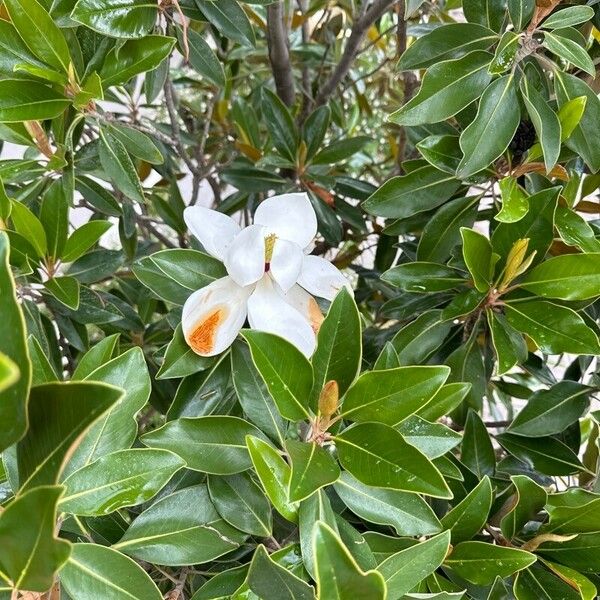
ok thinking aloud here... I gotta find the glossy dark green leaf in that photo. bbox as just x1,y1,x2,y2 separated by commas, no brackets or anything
0,486,71,592
141,416,262,474
246,435,298,523
417,134,462,174
61,220,113,263
184,26,226,87
71,0,157,38
508,0,534,31
303,105,331,160
514,564,581,600
196,0,255,46
542,6,594,29
505,300,600,355
383,262,465,293
463,0,507,31
108,123,163,164
0,232,30,452
341,365,450,426
157,323,214,379
390,51,492,125
60,543,163,600
9,199,47,257
396,416,461,458
60,449,185,516
445,542,536,585
313,136,370,165
4,0,71,73
461,410,495,478
335,422,452,498
311,288,361,404
500,475,547,539
286,440,339,502
208,472,272,536
378,531,451,598
113,485,246,565
261,88,298,161
417,383,471,421
334,471,442,536
487,309,528,375
242,330,313,421
488,31,519,74
17,381,123,492
509,381,591,437
441,476,492,543
543,30,595,77
457,75,520,178
363,165,460,219
133,248,226,305
45,276,80,310
247,545,315,600
313,521,385,600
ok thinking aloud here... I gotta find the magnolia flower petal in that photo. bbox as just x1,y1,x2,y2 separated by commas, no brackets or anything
184,206,240,260
298,255,352,301
224,224,266,287
269,238,303,292
182,276,251,357
247,276,316,357
253,192,317,249
282,284,325,334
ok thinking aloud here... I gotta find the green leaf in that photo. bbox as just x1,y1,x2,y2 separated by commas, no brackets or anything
398,23,497,70
113,485,246,566
536,532,600,573
508,0,534,31
61,220,113,263
363,165,460,219
286,440,340,502
461,410,495,477
445,542,536,585
231,341,285,446
463,0,507,31
514,564,581,600
505,299,600,355
461,228,495,292
196,0,255,46
341,365,450,426
184,26,226,87
0,232,30,452
497,432,588,476
0,351,18,393
543,30,595,77
417,383,471,422
487,309,528,375
555,205,600,253
45,276,80,310
396,415,462,458
261,88,298,162
500,475,547,539
457,75,521,178
208,472,272,537
520,253,600,301
71,0,157,38
60,543,163,600
133,248,225,305
441,476,492,543
311,288,361,404
98,128,144,204
488,31,519,74
509,381,591,437
4,0,71,73
334,422,452,498
40,180,68,261
303,105,331,160
10,200,47,257
554,72,600,172
520,78,561,172
496,176,529,223
313,521,386,600
72,334,119,381
334,471,442,536
108,122,163,164
141,416,263,474
417,195,479,263
16,381,123,492
247,545,315,600
157,323,215,379
312,136,371,165
382,262,466,293
99,35,176,88
378,531,451,598
60,448,185,516
0,486,71,592
241,330,313,422
391,51,492,126
246,435,298,523
542,6,595,29
417,134,463,174
65,348,151,476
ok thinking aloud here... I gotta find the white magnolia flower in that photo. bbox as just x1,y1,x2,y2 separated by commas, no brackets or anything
182,192,351,358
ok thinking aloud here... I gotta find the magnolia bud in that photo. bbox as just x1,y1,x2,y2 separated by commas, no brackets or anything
319,380,339,418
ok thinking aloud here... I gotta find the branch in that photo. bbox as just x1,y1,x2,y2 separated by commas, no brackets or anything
314,0,399,106
267,1,295,106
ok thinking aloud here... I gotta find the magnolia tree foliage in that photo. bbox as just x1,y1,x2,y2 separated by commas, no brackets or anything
3,0,600,597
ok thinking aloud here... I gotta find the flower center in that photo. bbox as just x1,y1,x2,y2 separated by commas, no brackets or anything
264,233,277,272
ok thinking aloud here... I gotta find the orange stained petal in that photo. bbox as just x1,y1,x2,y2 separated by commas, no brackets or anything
309,297,324,334
187,307,227,354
